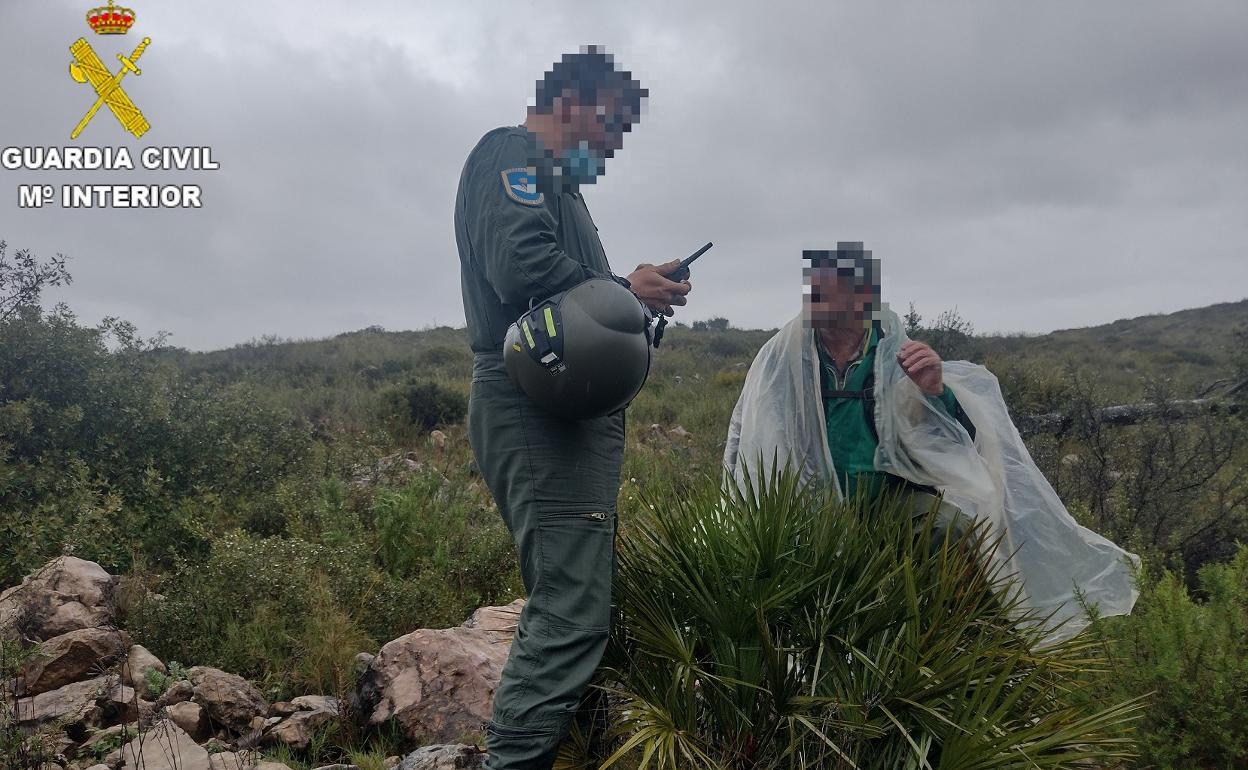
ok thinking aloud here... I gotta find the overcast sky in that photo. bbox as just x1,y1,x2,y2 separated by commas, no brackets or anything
2,1,1246,351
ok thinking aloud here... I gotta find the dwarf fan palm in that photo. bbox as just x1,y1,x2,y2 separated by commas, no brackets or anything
564,465,1143,770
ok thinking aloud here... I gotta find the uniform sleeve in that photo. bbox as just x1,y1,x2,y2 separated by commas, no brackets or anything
465,134,621,306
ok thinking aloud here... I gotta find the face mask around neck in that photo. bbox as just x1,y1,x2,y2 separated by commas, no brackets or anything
558,140,605,184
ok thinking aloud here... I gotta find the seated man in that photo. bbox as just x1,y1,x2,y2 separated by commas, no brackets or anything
723,242,1139,641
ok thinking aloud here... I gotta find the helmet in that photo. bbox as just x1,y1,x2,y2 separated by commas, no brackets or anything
504,278,653,420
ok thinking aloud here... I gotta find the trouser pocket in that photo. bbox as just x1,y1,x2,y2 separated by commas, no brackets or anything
484,718,562,770
537,506,615,632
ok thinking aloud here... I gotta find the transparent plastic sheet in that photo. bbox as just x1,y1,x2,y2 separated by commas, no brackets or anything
723,307,1140,643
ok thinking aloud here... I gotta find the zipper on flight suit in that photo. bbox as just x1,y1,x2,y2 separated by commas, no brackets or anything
543,509,608,521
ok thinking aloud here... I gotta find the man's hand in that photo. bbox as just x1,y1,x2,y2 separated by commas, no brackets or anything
897,340,944,396
627,259,692,317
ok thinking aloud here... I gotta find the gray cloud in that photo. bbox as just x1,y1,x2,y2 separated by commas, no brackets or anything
2,0,1246,349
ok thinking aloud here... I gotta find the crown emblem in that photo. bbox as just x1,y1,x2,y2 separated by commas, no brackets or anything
86,1,136,35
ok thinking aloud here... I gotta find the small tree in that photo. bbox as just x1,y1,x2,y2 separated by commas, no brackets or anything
0,241,72,322
908,304,979,362
692,317,731,332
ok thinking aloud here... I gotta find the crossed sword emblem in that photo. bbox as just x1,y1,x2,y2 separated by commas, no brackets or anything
69,36,151,139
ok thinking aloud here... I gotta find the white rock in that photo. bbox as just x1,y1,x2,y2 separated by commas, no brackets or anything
289,694,339,713
398,745,486,770
115,720,212,770
0,557,116,641
461,599,524,645
361,625,509,743
13,675,114,726
122,645,167,698
167,700,208,741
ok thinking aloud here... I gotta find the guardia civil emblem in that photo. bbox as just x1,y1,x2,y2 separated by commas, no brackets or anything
68,1,152,139
501,168,543,206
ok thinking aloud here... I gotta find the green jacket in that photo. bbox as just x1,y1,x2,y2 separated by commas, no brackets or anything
454,126,628,355
816,326,974,499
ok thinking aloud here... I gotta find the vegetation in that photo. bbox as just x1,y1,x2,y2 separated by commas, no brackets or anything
1082,547,1248,769
4,244,1248,767
585,469,1143,768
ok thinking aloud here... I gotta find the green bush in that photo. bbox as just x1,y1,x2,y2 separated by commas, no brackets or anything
0,303,312,584
378,380,466,440
370,470,522,626
124,530,380,694
1085,545,1248,769
583,468,1142,769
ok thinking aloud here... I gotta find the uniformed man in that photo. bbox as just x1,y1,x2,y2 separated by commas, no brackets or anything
454,47,691,769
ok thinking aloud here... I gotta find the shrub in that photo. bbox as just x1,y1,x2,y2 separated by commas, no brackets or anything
378,380,466,440
370,470,522,626
124,530,380,691
1084,545,1248,769
580,467,1142,769
0,303,312,583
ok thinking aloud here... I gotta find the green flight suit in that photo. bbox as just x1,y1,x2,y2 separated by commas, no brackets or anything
455,125,629,769
815,326,977,546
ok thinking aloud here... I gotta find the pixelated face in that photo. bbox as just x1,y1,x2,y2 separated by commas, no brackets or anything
802,248,881,328
557,86,635,156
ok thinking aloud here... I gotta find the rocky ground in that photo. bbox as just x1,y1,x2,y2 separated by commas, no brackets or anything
2,556,527,770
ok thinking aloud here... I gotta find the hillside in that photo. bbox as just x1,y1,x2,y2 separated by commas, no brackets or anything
975,297,1248,402
5,295,1248,769
158,298,1248,428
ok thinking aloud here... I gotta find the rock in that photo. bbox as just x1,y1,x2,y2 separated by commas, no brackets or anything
384,757,401,769
254,763,296,770
137,697,159,725
83,765,111,770
361,621,510,743
0,557,116,641
266,697,339,751
397,744,486,770
155,679,193,707
167,701,208,741
268,700,299,717
76,723,137,762
102,682,138,723
249,715,266,731
187,666,268,735
311,765,359,770
48,728,76,758
203,738,231,753
21,627,130,697
121,645,166,698
290,694,339,713
207,753,250,770
115,721,212,770
669,425,691,439
461,599,524,645
430,430,448,448
13,675,115,727
1061,453,1081,466
347,652,375,714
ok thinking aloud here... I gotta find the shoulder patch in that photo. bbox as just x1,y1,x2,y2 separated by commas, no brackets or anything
500,168,544,206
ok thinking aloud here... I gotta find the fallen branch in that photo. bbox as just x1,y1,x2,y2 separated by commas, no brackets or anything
1017,398,1244,437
